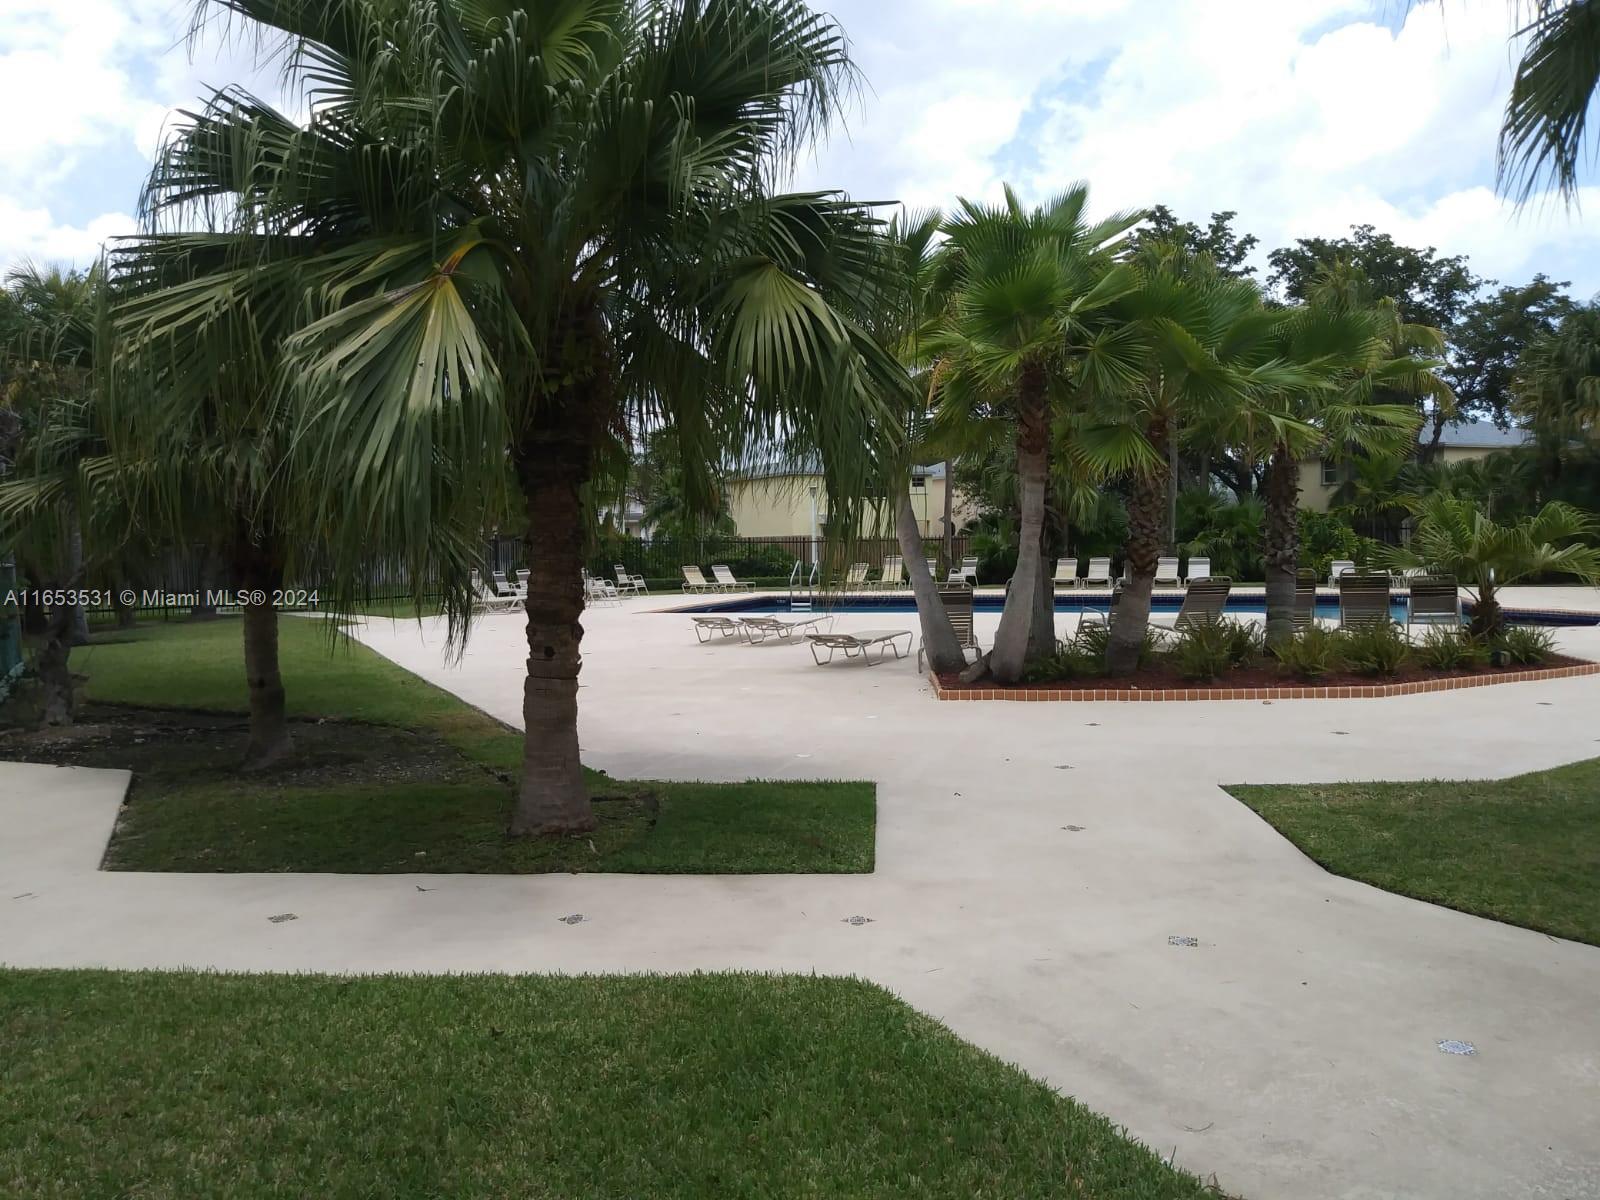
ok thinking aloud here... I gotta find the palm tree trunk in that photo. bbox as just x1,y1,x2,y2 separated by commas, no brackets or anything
989,366,1049,683
65,513,90,646
235,528,291,770
510,416,597,838
1470,575,1502,640
1166,437,1180,553
36,599,75,726
898,491,963,673
1028,482,1055,660
1262,445,1300,649
1108,420,1170,676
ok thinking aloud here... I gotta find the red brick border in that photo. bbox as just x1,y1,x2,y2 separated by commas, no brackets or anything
928,660,1600,702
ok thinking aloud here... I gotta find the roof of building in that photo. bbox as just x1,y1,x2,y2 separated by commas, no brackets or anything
1424,420,1531,450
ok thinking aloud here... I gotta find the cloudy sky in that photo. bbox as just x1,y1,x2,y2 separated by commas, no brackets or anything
4,0,1598,296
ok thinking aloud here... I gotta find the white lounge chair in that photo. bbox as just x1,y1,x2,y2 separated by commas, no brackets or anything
948,555,978,584
583,570,621,607
842,562,870,589
875,555,905,590
691,616,745,643
1082,557,1113,587
1150,577,1233,633
471,570,521,613
806,628,913,665
739,615,832,643
681,565,715,593
1327,560,1356,589
1185,556,1211,583
1053,557,1079,589
492,570,525,601
1154,556,1181,586
612,563,647,596
711,564,755,592
925,558,939,580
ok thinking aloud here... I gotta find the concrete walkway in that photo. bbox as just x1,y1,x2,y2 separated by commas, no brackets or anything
4,586,1600,1199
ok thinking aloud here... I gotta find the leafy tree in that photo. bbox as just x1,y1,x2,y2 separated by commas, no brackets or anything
1448,274,1573,425
1267,225,1481,333
147,0,908,834
1382,495,1600,638
1176,489,1264,580
1133,207,1259,276
1491,0,1600,202
927,183,1140,682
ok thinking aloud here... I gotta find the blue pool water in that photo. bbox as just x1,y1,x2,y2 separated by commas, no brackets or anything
677,594,1598,627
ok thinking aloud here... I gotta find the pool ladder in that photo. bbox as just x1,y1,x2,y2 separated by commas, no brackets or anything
788,560,820,611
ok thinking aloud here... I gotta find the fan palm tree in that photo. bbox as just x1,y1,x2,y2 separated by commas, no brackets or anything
1516,304,1600,439
143,0,908,833
1073,249,1316,673
926,184,1141,682
1382,494,1600,637
1253,269,1446,647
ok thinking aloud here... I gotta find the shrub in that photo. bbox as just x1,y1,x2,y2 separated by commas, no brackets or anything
1071,619,1158,669
1167,622,1234,681
1221,618,1264,666
1495,624,1558,666
1272,625,1345,679
1415,626,1490,671
1297,509,1363,581
1021,639,1102,683
1339,622,1412,676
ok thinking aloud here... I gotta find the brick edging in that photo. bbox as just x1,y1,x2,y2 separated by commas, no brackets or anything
928,660,1600,702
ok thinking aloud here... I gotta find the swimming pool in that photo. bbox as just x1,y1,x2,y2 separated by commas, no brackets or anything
672,593,1599,627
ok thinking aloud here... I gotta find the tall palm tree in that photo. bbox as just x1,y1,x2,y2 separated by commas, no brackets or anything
1253,270,1446,647
927,184,1141,682
144,1,907,834
1516,304,1600,439
1073,249,1314,673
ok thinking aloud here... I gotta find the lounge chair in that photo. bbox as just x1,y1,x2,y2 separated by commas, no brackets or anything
691,616,745,643
1154,556,1181,586
471,570,521,613
1079,579,1126,627
1151,577,1233,633
876,555,905,590
1327,560,1356,589
1391,565,1426,590
739,615,832,643
948,555,978,585
493,570,525,600
1406,575,1461,635
842,562,870,589
1337,570,1392,629
681,565,715,593
806,628,913,665
1185,556,1211,583
918,583,984,670
925,558,939,580
613,563,647,596
1053,557,1080,589
711,564,755,592
1082,557,1113,588
583,570,621,607
1293,568,1319,628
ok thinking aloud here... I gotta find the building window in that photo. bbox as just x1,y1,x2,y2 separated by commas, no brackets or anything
1320,459,1340,487
910,474,926,490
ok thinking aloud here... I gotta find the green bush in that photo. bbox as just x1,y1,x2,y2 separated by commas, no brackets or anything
1495,625,1558,666
1339,622,1412,676
1072,619,1159,669
1272,625,1345,679
1297,509,1364,580
1221,618,1264,666
1415,626,1490,671
1165,619,1262,682
1021,639,1102,683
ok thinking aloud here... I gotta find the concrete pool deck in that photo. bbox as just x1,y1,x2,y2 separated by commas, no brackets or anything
4,585,1600,1199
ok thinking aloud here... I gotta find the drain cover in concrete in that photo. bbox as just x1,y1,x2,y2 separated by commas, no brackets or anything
267,913,297,924
1061,825,1086,832
1437,1039,1476,1056
841,915,874,926
556,913,586,925
1168,935,1199,947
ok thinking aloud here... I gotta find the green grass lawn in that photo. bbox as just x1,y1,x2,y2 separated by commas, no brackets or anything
0,971,1214,1200
14,618,874,874
1229,758,1600,946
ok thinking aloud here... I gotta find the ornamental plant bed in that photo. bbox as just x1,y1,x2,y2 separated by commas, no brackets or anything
932,653,1596,699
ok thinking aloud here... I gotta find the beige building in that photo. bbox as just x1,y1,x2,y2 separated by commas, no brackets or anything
725,462,967,539
1298,420,1531,512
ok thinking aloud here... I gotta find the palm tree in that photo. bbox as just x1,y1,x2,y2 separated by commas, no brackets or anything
1382,494,1600,637
1516,304,1600,440
1492,1,1600,203
1253,269,1446,647
927,184,1141,682
1073,249,1314,673
145,1,907,834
